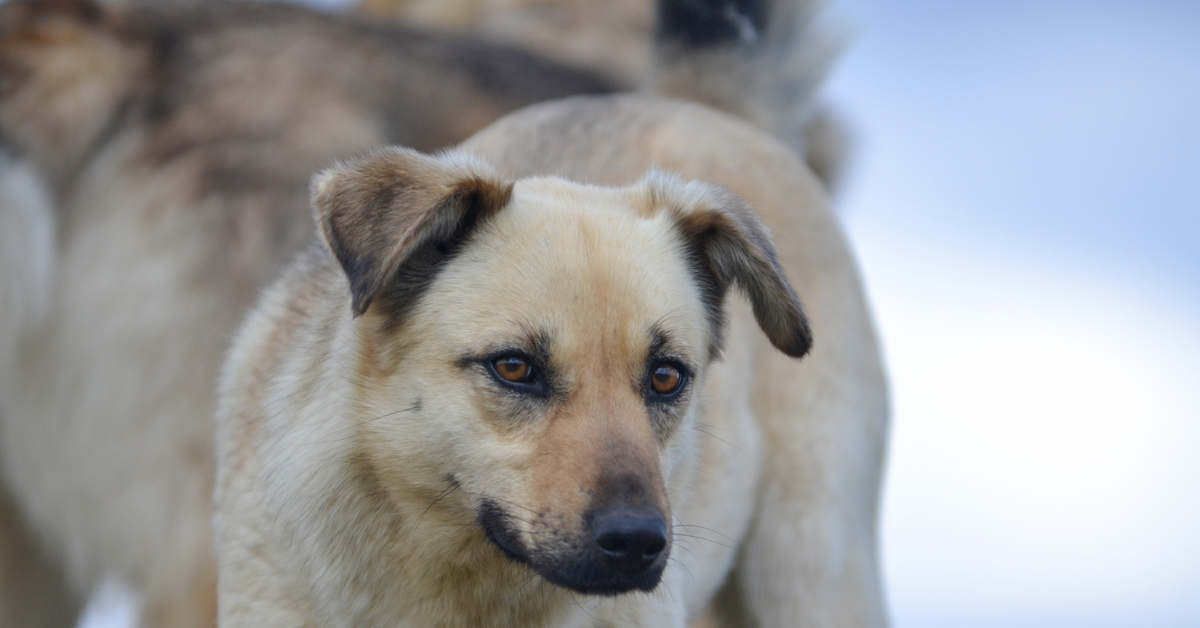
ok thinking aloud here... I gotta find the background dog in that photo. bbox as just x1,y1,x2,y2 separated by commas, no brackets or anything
0,154,75,628
0,0,884,626
217,0,887,626
360,0,853,194
0,1,614,625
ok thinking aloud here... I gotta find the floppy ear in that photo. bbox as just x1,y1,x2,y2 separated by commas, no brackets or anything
647,173,812,358
311,147,513,317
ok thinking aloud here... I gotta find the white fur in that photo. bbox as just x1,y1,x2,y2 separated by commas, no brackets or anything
0,154,55,391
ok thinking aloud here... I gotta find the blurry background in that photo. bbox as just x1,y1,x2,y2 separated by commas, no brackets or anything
79,0,1199,626
824,0,1200,626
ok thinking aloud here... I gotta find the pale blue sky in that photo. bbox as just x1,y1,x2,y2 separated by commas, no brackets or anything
829,0,1200,294
826,1,1200,626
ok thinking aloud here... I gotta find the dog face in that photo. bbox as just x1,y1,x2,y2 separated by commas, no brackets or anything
312,147,809,595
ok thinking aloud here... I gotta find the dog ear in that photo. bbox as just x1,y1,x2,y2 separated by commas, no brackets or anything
648,173,812,358
312,147,513,317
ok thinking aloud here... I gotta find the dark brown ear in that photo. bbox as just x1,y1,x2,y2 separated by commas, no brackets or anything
647,172,812,358
312,147,513,317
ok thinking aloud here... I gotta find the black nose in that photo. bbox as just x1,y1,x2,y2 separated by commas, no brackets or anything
590,507,668,573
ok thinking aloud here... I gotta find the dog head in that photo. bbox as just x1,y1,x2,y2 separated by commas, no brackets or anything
312,147,809,595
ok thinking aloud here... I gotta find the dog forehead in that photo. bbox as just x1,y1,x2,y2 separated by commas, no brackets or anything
421,177,709,354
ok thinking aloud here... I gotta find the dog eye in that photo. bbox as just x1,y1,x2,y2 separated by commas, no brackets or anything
649,362,685,397
492,356,533,383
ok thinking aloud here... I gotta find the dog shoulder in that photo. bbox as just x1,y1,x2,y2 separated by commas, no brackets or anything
216,244,347,457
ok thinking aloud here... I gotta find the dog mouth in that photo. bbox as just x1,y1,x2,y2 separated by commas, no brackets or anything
475,499,670,595
476,499,529,563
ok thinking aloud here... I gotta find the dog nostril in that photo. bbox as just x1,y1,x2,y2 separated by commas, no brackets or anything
597,533,629,555
590,507,668,568
643,536,666,560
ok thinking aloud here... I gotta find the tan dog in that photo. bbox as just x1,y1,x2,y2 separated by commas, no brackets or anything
215,3,889,626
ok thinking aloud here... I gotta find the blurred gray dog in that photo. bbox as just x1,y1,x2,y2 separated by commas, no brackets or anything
0,1,613,625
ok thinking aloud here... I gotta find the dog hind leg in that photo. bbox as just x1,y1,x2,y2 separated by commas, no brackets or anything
0,482,80,628
0,156,76,627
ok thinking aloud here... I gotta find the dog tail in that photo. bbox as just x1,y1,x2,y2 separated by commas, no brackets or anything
651,0,847,187
0,154,55,396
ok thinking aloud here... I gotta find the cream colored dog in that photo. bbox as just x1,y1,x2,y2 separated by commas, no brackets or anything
217,59,887,628
217,94,888,627
215,1,888,626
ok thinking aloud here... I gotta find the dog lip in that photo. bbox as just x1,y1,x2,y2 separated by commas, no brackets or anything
533,552,669,596
476,499,529,564
475,500,670,595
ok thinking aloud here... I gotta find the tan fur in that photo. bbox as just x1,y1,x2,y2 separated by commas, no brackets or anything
215,97,887,627
0,1,145,187
362,0,653,85
0,1,616,625
364,0,854,193
0,1,886,625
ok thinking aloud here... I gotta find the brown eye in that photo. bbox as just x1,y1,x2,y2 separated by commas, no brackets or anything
650,363,683,396
492,356,532,383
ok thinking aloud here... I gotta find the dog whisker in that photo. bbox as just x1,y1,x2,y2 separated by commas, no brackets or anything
672,522,737,545
504,571,542,606
485,495,543,518
692,425,744,453
417,482,461,522
671,538,700,563
670,532,734,551
295,404,422,447
568,591,601,623
667,555,695,585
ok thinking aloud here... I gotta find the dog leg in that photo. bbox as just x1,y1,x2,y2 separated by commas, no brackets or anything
0,156,75,627
139,555,217,628
724,295,889,627
0,483,80,628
